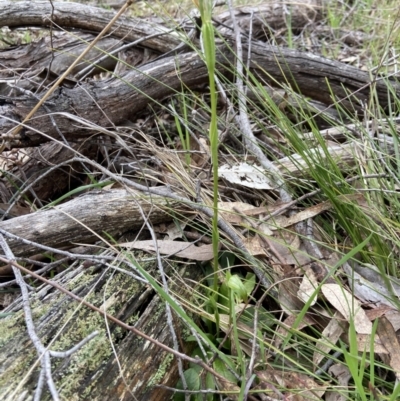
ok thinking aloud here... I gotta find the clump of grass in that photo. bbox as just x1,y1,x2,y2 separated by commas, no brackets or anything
161,1,400,399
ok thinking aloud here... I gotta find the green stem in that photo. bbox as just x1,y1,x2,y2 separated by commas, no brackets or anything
199,0,220,315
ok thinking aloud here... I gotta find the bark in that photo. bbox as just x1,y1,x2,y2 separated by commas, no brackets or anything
0,188,186,257
0,1,181,52
215,0,325,38
0,255,203,401
0,1,397,148
0,0,326,49
0,33,126,80
0,141,98,203
1,44,397,148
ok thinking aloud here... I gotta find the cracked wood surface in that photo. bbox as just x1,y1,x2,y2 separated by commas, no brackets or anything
0,1,397,148
0,189,185,257
0,1,182,52
0,256,202,401
1,44,397,147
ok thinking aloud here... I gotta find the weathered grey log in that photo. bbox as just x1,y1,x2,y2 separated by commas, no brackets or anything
0,189,186,257
0,1,182,52
1,43,398,148
0,254,202,400
215,0,324,38
0,0,326,50
0,32,135,87
0,1,398,148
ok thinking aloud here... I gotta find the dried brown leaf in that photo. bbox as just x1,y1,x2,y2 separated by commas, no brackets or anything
243,235,266,256
219,201,260,224
355,334,389,354
325,364,352,401
321,284,372,334
376,316,400,380
218,163,276,189
298,265,319,306
267,234,312,266
256,368,326,400
215,376,240,401
119,240,214,261
278,275,305,315
313,311,346,368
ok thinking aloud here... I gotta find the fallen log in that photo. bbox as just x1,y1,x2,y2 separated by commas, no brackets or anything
0,1,397,148
0,1,182,52
0,141,98,203
215,0,324,37
1,44,397,148
0,188,186,257
0,0,326,52
0,253,203,401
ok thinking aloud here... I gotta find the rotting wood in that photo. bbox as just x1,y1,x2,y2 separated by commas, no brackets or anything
0,1,398,148
0,255,202,401
0,141,98,202
0,45,397,148
0,188,187,257
0,1,182,53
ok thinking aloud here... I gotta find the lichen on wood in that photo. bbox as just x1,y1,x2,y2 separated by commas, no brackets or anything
0,253,202,400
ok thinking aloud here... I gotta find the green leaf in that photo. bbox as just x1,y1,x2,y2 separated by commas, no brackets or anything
188,362,203,374
206,372,216,401
218,282,230,310
184,368,201,391
204,263,216,289
238,305,274,328
213,358,237,383
174,368,201,401
218,251,236,269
